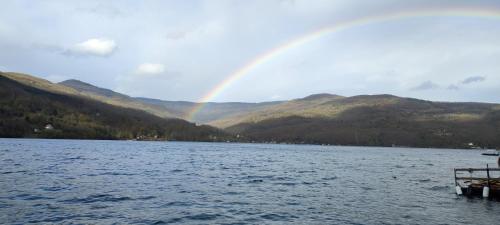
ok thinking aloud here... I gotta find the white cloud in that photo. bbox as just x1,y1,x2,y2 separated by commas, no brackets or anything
135,63,165,76
66,38,117,57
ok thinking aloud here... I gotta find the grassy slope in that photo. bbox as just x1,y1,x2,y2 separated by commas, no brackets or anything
210,93,346,128
0,73,227,141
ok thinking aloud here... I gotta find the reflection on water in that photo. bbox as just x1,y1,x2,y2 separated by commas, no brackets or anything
0,139,499,224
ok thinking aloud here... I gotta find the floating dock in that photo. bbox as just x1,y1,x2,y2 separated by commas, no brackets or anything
454,165,500,199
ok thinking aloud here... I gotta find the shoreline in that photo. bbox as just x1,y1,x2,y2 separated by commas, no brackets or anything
1,137,498,151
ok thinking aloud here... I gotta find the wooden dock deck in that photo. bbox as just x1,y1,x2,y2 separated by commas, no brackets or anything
454,166,500,199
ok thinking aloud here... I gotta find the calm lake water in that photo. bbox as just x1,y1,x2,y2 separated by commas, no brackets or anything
0,139,499,224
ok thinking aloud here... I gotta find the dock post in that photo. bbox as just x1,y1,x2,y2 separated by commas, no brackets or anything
483,164,491,198
486,164,490,188
454,169,457,186
454,168,463,195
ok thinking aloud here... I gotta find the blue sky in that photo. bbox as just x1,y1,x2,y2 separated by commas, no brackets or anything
1,0,500,103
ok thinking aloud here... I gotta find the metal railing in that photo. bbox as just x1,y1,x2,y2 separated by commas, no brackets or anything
454,165,500,187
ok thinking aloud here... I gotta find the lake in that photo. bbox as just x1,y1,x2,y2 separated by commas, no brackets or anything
0,139,499,224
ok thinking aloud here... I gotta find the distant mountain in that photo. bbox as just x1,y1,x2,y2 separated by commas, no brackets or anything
1,72,284,124
0,72,228,141
223,94,500,148
58,77,284,124
135,97,283,124
209,93,346,128
299,93,344,101
3,71,500,148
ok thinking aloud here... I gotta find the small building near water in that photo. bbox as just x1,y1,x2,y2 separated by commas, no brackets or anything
45,124,54,130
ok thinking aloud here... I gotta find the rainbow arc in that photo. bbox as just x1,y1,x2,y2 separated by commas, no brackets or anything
186,6,500,121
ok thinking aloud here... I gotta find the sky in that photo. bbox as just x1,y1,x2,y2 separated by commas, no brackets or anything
1,0,500,103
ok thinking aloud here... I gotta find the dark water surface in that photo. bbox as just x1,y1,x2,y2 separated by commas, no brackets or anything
0,139,499,224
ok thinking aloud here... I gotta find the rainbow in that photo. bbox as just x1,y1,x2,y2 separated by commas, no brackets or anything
186,6,500,121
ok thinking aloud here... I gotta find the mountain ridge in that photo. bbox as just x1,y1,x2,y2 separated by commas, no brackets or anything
223,94,500,148
59,79,129,99
0,72,228,141
3,71,500,149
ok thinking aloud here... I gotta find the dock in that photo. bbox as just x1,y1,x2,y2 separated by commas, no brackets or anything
454,165,500,199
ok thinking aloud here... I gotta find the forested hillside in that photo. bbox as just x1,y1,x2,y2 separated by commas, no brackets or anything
0,73,227,141
225,95,500,148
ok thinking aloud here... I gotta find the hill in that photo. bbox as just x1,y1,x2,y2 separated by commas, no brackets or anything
223,94,500,148
1,72,284,124
135,97,283,123
3,71,500,148
1,72,178,119
0,72,228,141
59,79,129,99
56,76,284,123
209,93,346,128
57,78,177,119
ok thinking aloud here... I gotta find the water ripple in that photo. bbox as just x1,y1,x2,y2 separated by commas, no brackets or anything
62,194,133,204
1,139,499,225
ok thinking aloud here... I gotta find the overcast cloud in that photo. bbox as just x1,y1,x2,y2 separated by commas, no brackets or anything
1,0,500,103
411,81,439,91
462,76,486,84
